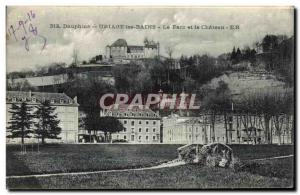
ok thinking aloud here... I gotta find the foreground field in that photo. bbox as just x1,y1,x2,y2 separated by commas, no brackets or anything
7,158,294,189
6,144,294,189
7,144,181,176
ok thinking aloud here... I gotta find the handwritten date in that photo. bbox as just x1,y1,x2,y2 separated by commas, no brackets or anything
7,10,47,52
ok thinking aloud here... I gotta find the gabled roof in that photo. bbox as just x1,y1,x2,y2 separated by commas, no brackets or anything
6,91,79,106
176,118,202,125
102,104,160,119
145,45,158,49
127,45,144,53
111,39,127,47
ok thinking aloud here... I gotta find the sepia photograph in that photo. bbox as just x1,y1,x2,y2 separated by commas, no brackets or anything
5,6,295,190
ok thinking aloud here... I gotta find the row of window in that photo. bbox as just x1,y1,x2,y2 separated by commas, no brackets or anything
124,127,156,133
109,112,156,118
124,120,157,125
128,54,144,59
10,97,71,104
120,135,157,141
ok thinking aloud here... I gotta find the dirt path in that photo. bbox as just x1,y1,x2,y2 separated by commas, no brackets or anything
245,154,294,162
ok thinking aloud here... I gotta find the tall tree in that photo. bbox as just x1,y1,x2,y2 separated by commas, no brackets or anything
98,116,124,142
203,81,232,143
34,100,62,144
236,47,242,63
230,47,236,62
262,35,279,52
84,115,124,142
7,102,34,146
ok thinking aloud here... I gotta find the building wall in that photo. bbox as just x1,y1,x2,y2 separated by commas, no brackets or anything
126,50,144,59
162,116,211,144
105,40,159,60
110,46,127,59
111,118,161,143
55,106,79,143
6,103,78,144
105,46,111,58
144,47,159,58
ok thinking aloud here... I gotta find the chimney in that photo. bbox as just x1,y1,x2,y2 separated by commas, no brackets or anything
156,110,160,117
73,96,77,103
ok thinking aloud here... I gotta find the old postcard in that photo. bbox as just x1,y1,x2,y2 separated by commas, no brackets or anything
6,6,295,190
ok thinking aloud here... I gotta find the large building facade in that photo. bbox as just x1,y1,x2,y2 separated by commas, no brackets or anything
100,104,161,143
163,113,293,145
6,91,79,144
163,114,211,144
106,39,159,60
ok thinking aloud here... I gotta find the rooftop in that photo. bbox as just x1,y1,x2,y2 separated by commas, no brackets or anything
101,104,160,119
6,91,79,106
111,39,128,47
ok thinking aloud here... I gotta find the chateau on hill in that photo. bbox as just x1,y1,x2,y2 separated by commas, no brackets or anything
105,38,160,60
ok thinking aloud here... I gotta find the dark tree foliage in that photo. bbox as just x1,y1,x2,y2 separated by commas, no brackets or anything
98,116,124,141
84,115,124,142
60,77,115,115
113,63,153,94
34,100,62,144
230,46,236,60
7,102,34,145
230,46,256,64
262,35,280,52
235,48,242,62
260,35,294,86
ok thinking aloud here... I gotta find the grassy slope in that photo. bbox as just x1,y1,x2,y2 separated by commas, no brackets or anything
202,71,287,96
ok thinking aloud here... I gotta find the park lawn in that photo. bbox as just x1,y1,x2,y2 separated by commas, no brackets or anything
6,144,293,176
229,144,294,160
7,144,181,176
6,144,294,189
7,144,293,176
7,160,294,189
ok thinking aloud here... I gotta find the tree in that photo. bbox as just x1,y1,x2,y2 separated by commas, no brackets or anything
236,88,294,145
235,47,242,63
34,100,62,144
84,115,124,142
7,102,34,147
202,81,232,143
262,35,279,52
230,47,236,62
98,117,124,142
71,48,79,67
165,46,174,59
165,46,174,85
84,110,100,142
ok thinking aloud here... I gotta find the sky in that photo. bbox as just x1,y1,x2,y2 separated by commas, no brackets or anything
6,6,294,72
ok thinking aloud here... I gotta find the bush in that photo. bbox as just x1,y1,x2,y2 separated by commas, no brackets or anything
112,139,128,143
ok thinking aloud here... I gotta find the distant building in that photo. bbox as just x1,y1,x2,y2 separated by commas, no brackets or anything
163,113,293,145
7,72,115,88
6,91,79,144
106,38,160,60
100,104,161,143
162,114,211,144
